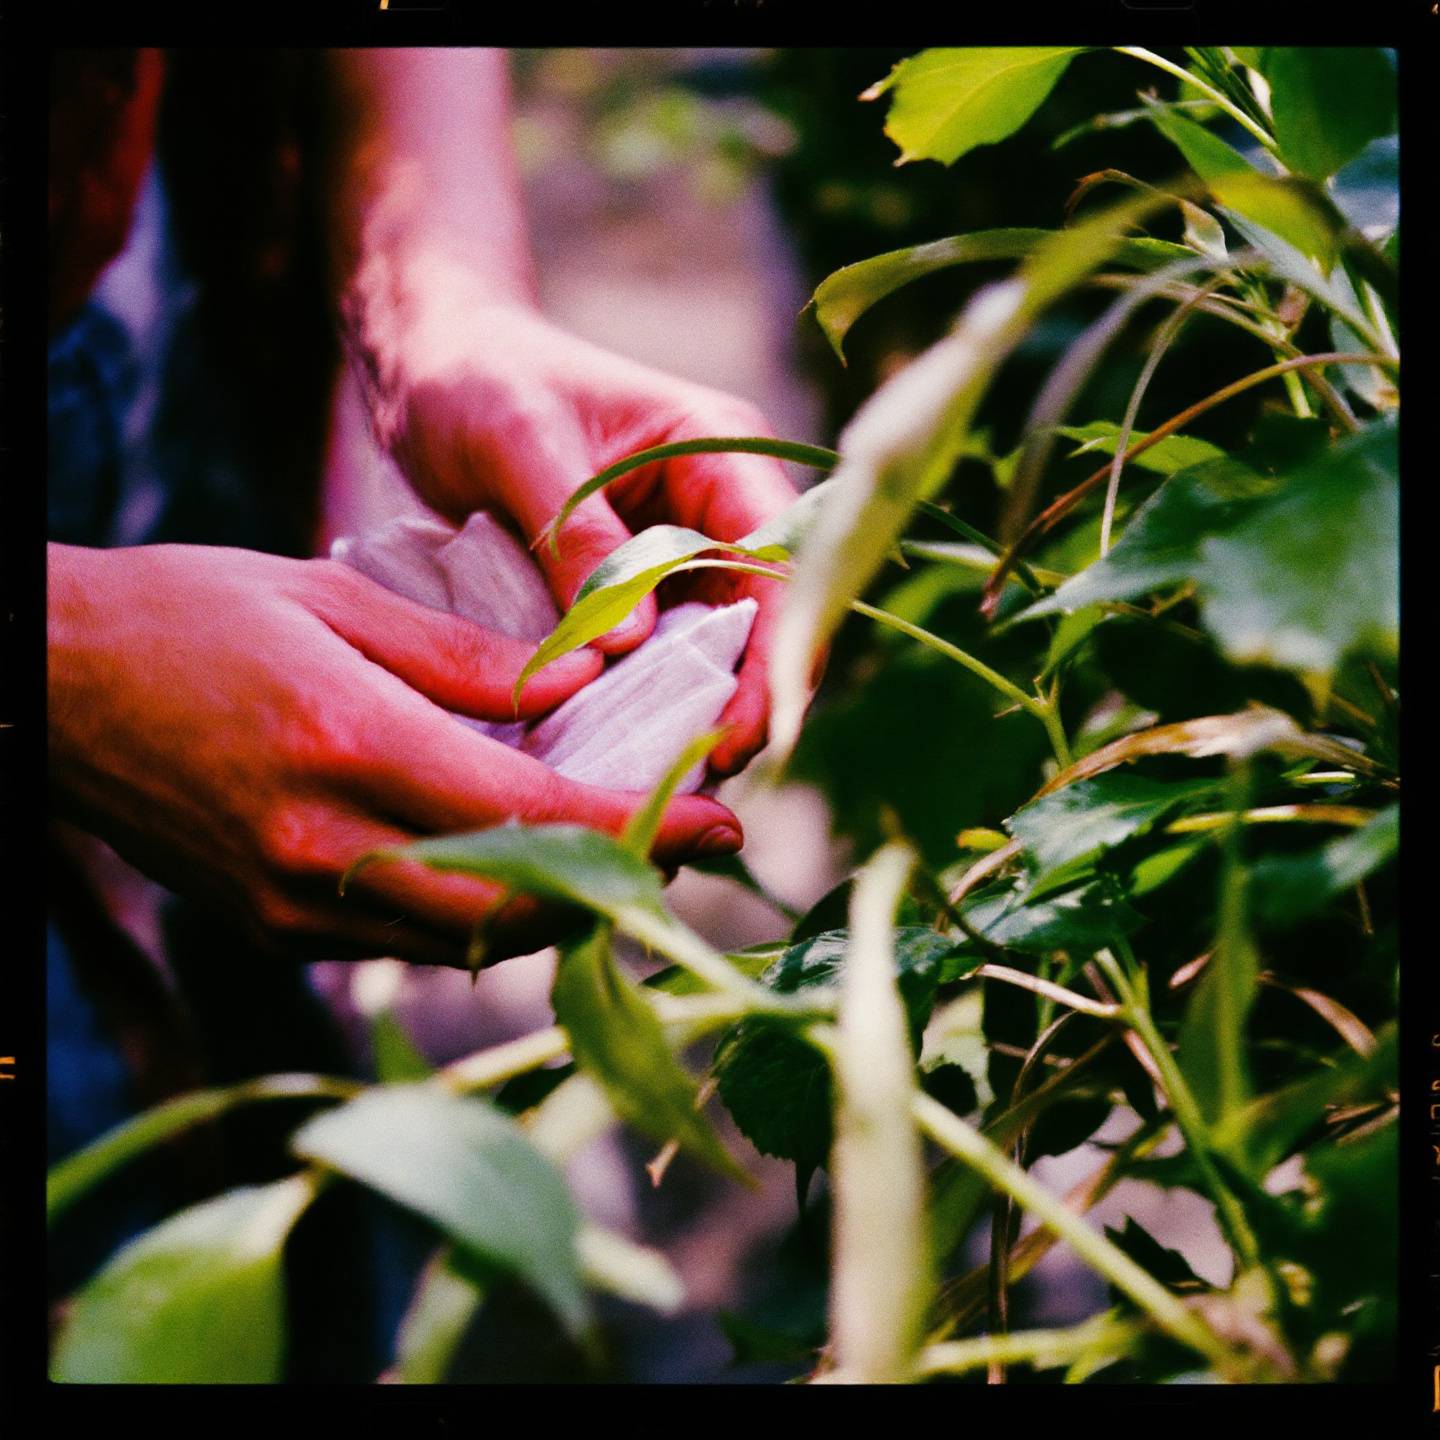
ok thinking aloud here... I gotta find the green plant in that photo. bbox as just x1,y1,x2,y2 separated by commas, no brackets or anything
48,46,1397,1385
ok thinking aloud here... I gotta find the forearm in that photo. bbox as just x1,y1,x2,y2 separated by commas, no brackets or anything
321,49,540,438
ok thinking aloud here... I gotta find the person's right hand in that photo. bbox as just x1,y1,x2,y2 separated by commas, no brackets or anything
47,543,745,966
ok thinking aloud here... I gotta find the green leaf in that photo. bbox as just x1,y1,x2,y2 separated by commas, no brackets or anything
959,877,1144,955
51,1174,319,1383
1146,105,1342,268
1249,805,1398,928
371,1011,433,1084
553,926,747,1181
867,48,1087,166
292,1086,588,1335
1196,417,1397,677
1262,48,1396,181
391,1248,487,1384
1018,456,1279,619
714,927,959,1186
1056,422,1227,475
1008,774,1222,883
515,526,751,700
1220,1024,1396,1178
515,480,837,697
809,229,1191,361
47,1074,353,1226
358,822,665,920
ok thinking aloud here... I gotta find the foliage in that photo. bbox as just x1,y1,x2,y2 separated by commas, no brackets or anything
49,46,1398,1387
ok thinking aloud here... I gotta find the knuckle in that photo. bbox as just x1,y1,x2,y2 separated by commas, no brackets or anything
281,693,372,781
256,803,335,877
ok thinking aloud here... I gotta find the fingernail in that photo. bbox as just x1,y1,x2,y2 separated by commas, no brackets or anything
696,825,743,857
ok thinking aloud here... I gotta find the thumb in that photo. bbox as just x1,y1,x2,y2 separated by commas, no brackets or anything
311,561,602,721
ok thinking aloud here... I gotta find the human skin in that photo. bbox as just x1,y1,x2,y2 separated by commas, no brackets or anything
47,545,745,966
321,48,801,778
48,48,794,965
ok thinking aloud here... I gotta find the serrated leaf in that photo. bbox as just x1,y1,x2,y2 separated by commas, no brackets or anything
1262,47,1396,181
714,927,959,1185
554,926,747,1181
959,877,1144,955
1056,422,1227,475
1008,773,1222,883
868,48,1087,166
1196,417,1397,677
51,1175,318,1383
292,1086,588,1335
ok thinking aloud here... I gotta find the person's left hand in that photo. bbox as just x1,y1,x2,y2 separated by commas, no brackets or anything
366,294,802,778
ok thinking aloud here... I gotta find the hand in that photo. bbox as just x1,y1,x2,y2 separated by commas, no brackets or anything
371,297,801,777
47,543,744,966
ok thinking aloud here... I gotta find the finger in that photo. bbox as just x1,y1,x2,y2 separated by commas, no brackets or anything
311,562,602,720
263,804,585,965
350,707,744,868
711,572,784,775
488,428,657,656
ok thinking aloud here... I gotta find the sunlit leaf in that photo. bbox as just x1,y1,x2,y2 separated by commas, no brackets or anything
866,48,1088,166
1146,105,1343,269
52,1175,319,1383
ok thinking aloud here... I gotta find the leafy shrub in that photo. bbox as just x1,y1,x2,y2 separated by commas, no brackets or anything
49,46,1398,1386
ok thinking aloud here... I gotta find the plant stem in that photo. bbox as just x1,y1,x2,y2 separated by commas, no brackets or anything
1093,945,1261,1271
973,963,1122,1020
1115,46,1277,151
918,1312,1144,1378
442,1026,570,1092
913,1092,1241,1371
